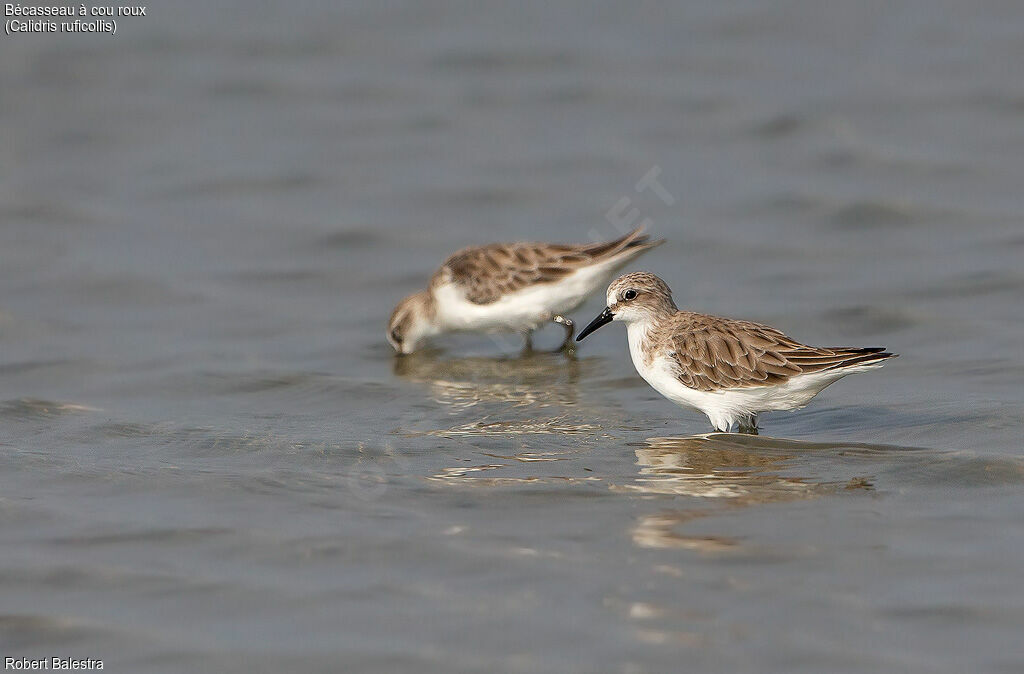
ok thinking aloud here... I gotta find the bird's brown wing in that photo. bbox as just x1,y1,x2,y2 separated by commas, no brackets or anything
433,228,662,305
663,314,894,392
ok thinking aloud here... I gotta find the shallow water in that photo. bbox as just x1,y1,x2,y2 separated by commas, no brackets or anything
2,1,1024,672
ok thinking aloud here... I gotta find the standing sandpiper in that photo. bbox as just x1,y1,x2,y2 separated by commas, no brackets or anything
387,228,663,354
576,272,896,433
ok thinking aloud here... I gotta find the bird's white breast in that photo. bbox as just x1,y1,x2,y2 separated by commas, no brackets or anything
627,323,727,418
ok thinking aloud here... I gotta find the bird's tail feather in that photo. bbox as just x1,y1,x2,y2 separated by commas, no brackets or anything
583,226,665,260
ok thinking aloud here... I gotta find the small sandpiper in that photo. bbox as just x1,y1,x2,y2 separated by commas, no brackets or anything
576,272,896,433
387,228,663,354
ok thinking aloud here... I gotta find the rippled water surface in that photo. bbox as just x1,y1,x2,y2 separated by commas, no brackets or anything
2,1,1023,672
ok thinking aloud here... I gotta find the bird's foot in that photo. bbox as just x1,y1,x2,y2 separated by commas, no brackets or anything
551,315,575,354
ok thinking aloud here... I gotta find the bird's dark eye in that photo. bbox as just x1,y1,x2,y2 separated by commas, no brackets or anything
623,289,637,300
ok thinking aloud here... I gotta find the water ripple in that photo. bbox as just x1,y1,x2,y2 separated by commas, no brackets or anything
0,398,102,421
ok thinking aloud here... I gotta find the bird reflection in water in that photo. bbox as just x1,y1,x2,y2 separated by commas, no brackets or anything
393,350,583,411
395,350,611,438
619,434,874,551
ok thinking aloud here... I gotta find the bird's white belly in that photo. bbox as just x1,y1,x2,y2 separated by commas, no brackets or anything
434,263,619,333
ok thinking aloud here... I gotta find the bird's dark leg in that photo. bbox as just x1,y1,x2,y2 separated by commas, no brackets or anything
521,329,534,355
737,415,759,435
551,315,575,352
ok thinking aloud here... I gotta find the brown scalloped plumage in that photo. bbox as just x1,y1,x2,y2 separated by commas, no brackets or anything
433,228,663,305
654,313,895,392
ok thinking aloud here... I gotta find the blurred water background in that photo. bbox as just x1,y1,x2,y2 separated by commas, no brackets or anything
1,1,1023,672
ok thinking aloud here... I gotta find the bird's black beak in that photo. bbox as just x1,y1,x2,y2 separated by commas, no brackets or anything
576,307,614,341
